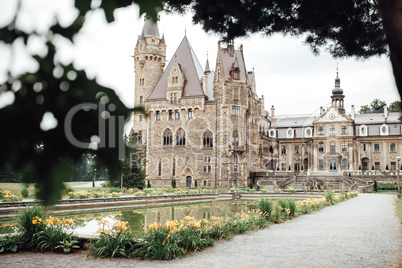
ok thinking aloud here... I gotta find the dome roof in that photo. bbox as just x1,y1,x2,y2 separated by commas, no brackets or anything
332,72,343,94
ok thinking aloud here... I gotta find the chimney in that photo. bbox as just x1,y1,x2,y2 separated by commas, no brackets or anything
384,106,388,119
351,105,355,120
271,105,275,118
260,95,265,115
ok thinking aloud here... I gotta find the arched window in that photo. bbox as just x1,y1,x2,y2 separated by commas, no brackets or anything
176,128,186,146
203,130,213,148
163,129,172,146
232,130,239,146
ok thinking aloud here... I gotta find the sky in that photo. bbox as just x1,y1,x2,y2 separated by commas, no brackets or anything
0,0,400,119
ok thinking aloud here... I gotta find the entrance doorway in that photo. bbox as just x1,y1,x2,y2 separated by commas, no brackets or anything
329,160,337,173
268,160,276,170
362,158,369,171
303,158,308,171
186,176,192,188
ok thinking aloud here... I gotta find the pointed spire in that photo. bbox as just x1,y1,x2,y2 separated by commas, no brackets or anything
333,66,342,92
160,34,166,45
204,50,210,73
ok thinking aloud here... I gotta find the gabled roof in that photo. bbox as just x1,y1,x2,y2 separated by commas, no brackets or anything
147,36,205,101
219,46,247,83
271,116,314,128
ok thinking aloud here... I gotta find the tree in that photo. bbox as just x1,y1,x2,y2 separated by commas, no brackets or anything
359,99,387,114
0,1,154,204
118,134,146,189
389,100,401,112
165,0,402,109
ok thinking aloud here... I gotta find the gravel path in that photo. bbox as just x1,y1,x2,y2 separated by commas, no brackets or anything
2,194,401,268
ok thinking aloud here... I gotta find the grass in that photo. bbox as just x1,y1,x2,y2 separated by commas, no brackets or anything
0,183,36,197
0,182,98,199
395,196,402,224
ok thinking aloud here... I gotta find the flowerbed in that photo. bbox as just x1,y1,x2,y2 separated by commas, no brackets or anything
0,189,23,202
2,191,358,259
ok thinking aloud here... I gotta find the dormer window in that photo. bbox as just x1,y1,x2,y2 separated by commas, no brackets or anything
152,39,155,43
234,72,238,79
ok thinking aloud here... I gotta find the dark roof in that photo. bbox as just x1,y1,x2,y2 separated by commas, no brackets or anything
147,36,205,100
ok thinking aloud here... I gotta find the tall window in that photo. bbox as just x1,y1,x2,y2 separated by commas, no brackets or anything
158,161,161,176
234,88,239,99
234,153,239,174
203,156,211,173
330,142,336,153
188,109,193,119
203,130,213,148
281,146,286,154
163,129,172,146
172,159,176,176
170,93,174,103
234,72,238,79
139,115,142,122
374,144,380,152
139,78,144,85
176,128,186,146
342,126,347,134
342,141,348,152
294,146,299,154
319,142,324,152
363,144,367,151
318,160,324,170
232,130,239,146
390,143,396,152
156,111,161,121
140,96,143,103
318,126,324,134
169,110,173,120
175,110,180,120
330,125,336,134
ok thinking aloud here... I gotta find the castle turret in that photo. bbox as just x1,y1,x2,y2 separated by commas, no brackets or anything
133,17,166,143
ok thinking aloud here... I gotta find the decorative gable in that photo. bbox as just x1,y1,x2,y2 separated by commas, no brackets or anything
314,107,350,124
166,57,185,102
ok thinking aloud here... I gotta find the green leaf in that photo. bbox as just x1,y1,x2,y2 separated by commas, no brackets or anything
135,0,164,21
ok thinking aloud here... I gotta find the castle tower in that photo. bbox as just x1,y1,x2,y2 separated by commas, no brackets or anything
133,17,166,143
330,67,345,114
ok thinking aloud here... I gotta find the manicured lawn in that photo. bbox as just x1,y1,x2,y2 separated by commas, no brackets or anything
0,183,36,197
396,197,402,224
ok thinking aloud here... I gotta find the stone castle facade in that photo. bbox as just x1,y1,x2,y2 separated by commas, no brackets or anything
132,18,402,189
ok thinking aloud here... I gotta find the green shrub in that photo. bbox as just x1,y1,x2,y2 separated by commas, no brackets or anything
89,220,133,258
373,180,378,192
386,165,389,171
0,235,22,253
325,191,335,205
171,180,176,188
18,206,46,248
377,182,398,191
109,187,120,193
21,188,29,198
130,227,184,260
147,180,151,188
194,180,198,188
258,198,273,219
36,221,79,253
249,180,254,189
286,199,296,218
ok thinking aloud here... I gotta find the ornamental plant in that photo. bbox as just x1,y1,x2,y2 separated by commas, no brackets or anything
89,219,134,258
35,216,79,253
18,206,46,248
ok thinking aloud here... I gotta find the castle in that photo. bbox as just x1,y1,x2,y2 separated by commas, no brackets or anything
132,18,402,190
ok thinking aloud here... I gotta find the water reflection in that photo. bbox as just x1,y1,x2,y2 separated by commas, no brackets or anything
0,200,259,238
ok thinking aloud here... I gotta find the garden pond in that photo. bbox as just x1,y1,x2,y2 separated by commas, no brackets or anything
0,199,261,238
